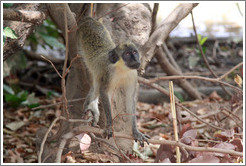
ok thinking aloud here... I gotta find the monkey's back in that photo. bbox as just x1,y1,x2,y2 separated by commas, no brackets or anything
77,17,115,74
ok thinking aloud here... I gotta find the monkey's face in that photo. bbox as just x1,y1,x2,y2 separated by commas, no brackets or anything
122,48,140,69
108,43,141,70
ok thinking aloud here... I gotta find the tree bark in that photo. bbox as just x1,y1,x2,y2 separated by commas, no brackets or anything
3,3,48,61
3,8,46,24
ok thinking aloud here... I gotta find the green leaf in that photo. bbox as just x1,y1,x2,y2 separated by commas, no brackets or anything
197,34,202,43
38,32,65,50
3,35,6,45
21,92,39,106
5,93,24,108
200,36,208,46
5,94,20,103
3,84,14,95
47,90,60,99
17,91,29,101
174,91,184,102
3,27,18,39
28,103,40,109
3,3,14,8
202,46,207,54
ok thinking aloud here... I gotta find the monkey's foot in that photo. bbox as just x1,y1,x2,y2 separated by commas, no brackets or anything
133,130,150,147
82,109,99,126
104,126,113,139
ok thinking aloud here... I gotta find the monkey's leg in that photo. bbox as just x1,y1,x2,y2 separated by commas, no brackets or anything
83,87,100,126
126,84,150,147
99,87,113,139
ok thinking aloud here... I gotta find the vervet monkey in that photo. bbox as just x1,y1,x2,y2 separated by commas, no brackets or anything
77,16,149,146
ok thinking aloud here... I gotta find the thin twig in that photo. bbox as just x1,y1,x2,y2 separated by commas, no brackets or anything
218,62,243,80
162,43,182,73
62,6,69,118
149,75,242,94
221,110,243,129
40,55,62,79
191,11,232,96
64,55,81,76
169,81,181,163
150,3,159,35
138,77,178,101
176,103,225,131
38,117,60,163
32,97,85,111
222,107,243,123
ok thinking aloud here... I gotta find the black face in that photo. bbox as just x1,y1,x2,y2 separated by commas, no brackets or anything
122,48,140,69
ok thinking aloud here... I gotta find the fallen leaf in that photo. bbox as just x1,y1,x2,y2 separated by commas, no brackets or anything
5,121,25,131
180,129,197,144
160,158,171,163
189,155,220,163
75,133,91,153
155,144,174,163
209,91,222,101
179,123,192,138
234,74,242,87
213,142,235,157
230,138,243,152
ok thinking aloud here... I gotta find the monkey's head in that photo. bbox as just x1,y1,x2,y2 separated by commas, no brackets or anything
108,42,141,70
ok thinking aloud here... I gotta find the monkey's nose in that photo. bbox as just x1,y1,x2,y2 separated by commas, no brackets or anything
129,62,140,69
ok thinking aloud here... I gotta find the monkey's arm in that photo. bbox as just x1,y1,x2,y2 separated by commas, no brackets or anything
126,81,150,147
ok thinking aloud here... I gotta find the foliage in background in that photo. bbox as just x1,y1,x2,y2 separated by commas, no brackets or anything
3,27,18,46
3,84,40,108
189,34,208,69
3,12,63,108
3,3,13,8
27,19,65,51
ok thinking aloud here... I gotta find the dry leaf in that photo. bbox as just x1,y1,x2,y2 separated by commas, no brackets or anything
189,155,220,163
234,74,242,87
6,121,25,131
76,133,91,153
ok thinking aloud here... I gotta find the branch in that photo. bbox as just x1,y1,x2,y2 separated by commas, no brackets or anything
40,55,62,79
138,76,176,100
62,5,70,118
150,3,159,35
3,8,47,24
140,3,199,71
150,75,243,94
32,98,85,111
218,62,243,80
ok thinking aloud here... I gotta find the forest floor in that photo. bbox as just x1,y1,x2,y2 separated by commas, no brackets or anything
3,37,243,163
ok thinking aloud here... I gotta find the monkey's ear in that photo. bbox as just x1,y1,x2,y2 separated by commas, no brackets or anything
108,49,119,64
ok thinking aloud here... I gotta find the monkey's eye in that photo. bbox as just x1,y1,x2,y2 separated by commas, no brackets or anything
126,52,130,56
133,50,137,54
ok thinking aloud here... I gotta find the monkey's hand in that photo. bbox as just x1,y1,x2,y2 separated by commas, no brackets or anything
104,125,113,139
133,129,150,147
